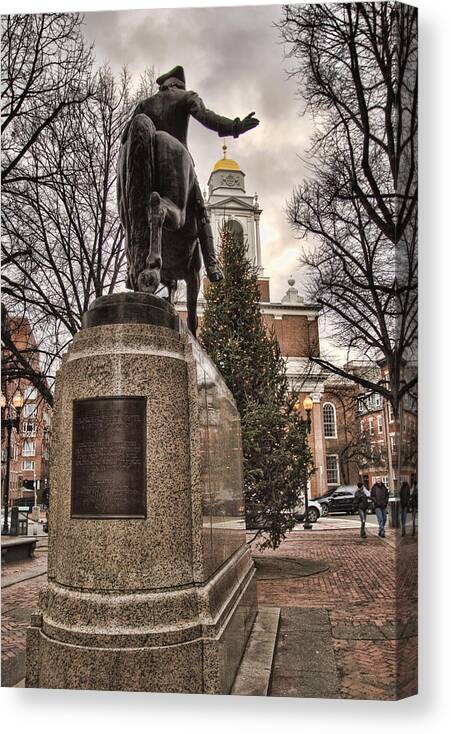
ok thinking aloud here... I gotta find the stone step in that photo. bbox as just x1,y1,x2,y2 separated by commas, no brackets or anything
231,607,280,697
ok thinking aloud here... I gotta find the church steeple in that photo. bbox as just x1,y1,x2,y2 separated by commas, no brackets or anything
205,143,263,274
208,142,245,196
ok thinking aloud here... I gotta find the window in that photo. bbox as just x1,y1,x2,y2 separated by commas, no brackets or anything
23,420,36,436
377,416,383,434
374,393,382,409
323,403,337,438
388,403,394,422
326,455,340,485
23,403,37,418
360,420,364,433
21,460,35,471
22,440,35,457
225,219,244,242
24,385,37,401
369,418,374,435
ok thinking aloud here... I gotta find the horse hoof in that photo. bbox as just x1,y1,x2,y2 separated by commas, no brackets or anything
138,268,160,293
150,192,161,209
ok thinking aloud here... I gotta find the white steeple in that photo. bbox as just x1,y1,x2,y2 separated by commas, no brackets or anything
206,143,263,274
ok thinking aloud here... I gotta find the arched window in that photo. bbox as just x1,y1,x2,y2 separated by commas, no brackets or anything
225,218,244,243
323,402,337,438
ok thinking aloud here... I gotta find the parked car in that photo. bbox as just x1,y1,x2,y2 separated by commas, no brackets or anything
315,487,337,516
246,499,322,529
294,500,322,524
319,485,374,515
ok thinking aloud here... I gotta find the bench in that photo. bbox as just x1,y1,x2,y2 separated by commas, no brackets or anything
1,537,37,563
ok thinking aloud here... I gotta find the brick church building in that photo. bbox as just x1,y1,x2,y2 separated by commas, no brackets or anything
177,145,333,498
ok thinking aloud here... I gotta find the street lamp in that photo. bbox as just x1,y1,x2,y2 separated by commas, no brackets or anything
1,391,24,534
302,396,313,530
294,395,314,530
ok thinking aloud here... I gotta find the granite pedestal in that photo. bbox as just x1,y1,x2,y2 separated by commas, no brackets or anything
26,293,257,693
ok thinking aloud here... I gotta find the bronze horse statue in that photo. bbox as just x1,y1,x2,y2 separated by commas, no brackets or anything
116,65,259,335
117,113,202,334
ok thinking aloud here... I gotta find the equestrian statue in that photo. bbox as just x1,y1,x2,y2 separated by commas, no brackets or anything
117,65,259,335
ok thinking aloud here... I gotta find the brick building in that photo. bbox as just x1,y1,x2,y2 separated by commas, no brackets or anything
1,314,51,506
350,361,417,492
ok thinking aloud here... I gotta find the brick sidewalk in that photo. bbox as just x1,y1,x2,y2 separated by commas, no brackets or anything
1,528,417,697
253,528,417,700
1,573,48,686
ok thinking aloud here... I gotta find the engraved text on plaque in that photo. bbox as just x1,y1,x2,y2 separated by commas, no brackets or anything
71,397,146,518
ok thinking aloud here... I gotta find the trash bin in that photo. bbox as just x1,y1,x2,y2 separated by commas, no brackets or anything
18,512,29,535
9,506,19,536
388,497,400,528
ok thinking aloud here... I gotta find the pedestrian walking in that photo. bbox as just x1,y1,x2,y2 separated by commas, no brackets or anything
371,480,389,537
400,481,411,536
353,482,369,538
410,482,418,536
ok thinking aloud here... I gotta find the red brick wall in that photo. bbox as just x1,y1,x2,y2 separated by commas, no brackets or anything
262,314,319,358
257,279,270,302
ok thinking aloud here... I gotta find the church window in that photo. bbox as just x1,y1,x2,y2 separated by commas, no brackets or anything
323,402,337,438
225,219,244,243
326,455,340,485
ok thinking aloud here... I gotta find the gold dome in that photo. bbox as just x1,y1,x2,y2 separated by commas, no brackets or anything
213,142,241,172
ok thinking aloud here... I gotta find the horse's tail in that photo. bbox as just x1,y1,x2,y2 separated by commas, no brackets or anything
122,114,157,288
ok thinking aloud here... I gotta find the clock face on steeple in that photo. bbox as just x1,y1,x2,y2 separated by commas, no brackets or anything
221,173,240,187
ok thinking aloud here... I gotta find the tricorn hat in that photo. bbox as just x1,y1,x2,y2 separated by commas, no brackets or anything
156,65,186,87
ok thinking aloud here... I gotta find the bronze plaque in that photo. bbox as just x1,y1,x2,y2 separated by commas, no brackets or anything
71,397,146,518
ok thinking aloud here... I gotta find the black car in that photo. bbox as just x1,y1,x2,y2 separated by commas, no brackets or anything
319,485,374,516
315,487,337,516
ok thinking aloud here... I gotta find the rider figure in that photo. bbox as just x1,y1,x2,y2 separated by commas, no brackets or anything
121,65,259,282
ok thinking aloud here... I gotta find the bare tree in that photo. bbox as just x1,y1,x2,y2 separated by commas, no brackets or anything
278,2,417,417
2,13,93,188
2,13,157,406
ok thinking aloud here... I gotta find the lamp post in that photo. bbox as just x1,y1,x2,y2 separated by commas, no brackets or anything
1,391,24,534
302,396,313,530
294,395,314,530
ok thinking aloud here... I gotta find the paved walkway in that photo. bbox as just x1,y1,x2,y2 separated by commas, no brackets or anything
254,527,417,700
1,527,417,697
1,538,48,686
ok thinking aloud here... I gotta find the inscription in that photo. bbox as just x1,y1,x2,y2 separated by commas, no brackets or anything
71,397,146,518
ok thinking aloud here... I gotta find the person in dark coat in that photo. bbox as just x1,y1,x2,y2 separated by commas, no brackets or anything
410,482,418,536
353,481,369,538
371,480,389,537
400,481,411,536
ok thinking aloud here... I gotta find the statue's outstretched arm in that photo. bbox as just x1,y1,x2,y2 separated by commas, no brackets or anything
187,92,259,138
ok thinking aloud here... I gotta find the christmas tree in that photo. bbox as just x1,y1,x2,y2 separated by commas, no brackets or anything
200,225,312,549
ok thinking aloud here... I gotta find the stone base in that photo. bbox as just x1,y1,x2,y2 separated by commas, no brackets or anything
26,543,257,693
26,293,257,693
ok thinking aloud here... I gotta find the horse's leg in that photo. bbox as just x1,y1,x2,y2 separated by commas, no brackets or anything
137,192,167,293
186,265,201,337
165,279,178,304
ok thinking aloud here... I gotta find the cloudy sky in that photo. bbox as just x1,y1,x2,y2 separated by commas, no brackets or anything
81,3,312,302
